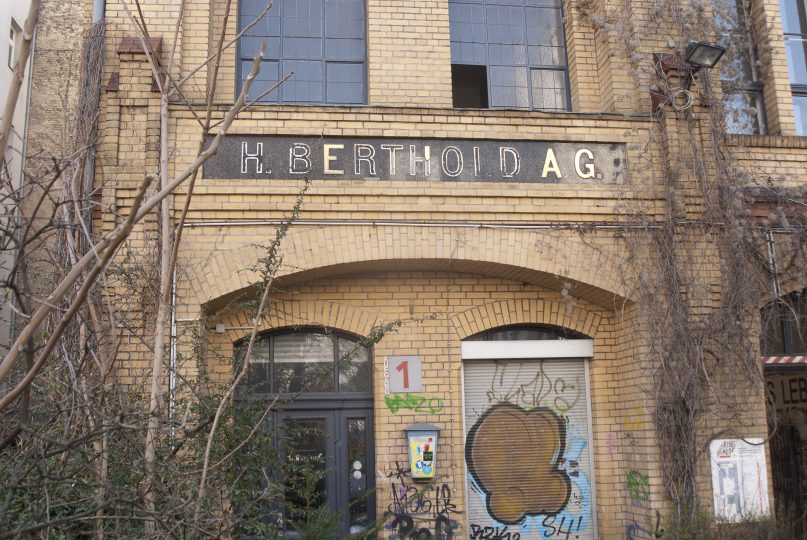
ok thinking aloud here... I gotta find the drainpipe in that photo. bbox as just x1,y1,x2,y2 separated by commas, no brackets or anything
765,230,780,298
92,0,105,22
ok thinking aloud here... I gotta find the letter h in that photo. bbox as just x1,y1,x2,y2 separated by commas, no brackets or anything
241,142,264,174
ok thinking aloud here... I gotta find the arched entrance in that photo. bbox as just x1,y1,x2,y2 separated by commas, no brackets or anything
236,328,375,537
461,325,597,539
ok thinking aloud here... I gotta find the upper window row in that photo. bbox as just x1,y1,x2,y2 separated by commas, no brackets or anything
238,0,804,132
238,0,570,110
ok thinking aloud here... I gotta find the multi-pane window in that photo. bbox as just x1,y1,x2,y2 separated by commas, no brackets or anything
236,330,371,395
716,0,767,134
782,0,807,134
762,288,807,355
449,0,569,110
238,0,366,104
7,19,20,69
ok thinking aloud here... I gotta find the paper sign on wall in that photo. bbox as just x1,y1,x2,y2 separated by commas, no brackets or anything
709,438,769,522
408,433,437,480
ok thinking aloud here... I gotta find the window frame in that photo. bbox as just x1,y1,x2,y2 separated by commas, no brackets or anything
716,0,768,134
781,0,807,134
8,19,20,70
234,328,373,398
448,0,572,111
236,0,368,106
761,287,807,355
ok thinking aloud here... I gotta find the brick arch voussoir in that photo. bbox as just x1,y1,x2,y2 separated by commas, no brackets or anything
223,300,381,344
188,226,630,310
449,299,602,340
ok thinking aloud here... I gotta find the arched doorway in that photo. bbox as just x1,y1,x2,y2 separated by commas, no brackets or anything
236,328,375,537
461,325,597,539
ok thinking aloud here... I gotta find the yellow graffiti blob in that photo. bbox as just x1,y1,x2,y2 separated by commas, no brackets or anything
467,403,571,524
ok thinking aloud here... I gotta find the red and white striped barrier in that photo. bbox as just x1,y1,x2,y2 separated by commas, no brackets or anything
762,355,807,365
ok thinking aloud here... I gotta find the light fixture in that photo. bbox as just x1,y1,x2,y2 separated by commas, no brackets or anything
684,41,727,69
651,41,727,112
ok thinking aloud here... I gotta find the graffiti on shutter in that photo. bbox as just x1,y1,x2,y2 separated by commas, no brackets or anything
464,359,594,540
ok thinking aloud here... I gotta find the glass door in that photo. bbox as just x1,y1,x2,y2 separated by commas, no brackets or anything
278,408,375,538
340,412,375,536
280,412,337,538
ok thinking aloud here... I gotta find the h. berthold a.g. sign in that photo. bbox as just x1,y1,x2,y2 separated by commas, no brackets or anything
203,136,627,184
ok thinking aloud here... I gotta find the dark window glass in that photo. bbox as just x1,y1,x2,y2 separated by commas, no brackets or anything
238,0,366,104
238,338,273,394
346,418,369,530
235,330,371,395
274,333,334,393
762,288,807,355
281,418,328,527
466,324,588,341
449,0,569,110
724,90,766,134
452,64,489,107
337,337,371,393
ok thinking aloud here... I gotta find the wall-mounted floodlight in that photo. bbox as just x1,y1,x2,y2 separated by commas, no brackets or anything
651,41,727,112
684,41,727,69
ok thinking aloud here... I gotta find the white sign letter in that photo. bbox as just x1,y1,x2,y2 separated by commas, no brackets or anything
409,145,431,176
381,144,404,175
241,142,263,174
323,144,344,175
354,144,377,176
575,148,595,179
500,147,521,178
441,146,464,177
541,148,562,179
289,143,312,174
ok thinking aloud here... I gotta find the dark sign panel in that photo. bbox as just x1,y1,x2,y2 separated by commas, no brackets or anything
203,136,627,184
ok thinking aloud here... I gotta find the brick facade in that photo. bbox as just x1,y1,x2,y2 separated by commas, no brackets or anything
43,0,807,536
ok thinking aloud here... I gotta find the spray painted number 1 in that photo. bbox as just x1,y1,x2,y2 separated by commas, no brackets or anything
396,360,409,389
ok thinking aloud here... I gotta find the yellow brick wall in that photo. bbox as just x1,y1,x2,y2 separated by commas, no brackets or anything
198,270,627,538
83,0,807,536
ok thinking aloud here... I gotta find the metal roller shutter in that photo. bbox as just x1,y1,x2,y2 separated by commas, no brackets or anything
463,357,596,540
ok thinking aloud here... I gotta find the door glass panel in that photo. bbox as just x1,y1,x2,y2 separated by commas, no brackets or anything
337,337,371,392
347,418,370,533
274,333,335,393
282,417,328,532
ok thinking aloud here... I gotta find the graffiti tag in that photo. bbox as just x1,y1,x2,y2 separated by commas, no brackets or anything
625,470,650,503
625,510,664,539
541,515,584,538
384,393,444,414
387,482,460,539
485,360,581,413
384,461,411,480
469,524,521,539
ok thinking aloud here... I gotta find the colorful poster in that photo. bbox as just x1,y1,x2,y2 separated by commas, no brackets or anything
709,438,769,522
409,434,437,480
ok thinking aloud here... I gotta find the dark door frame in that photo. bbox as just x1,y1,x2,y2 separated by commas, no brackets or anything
275,397,375,538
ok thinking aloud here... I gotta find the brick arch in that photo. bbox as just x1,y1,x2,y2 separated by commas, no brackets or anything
219,300,381,344
448,299,602,340
184,225,631,313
